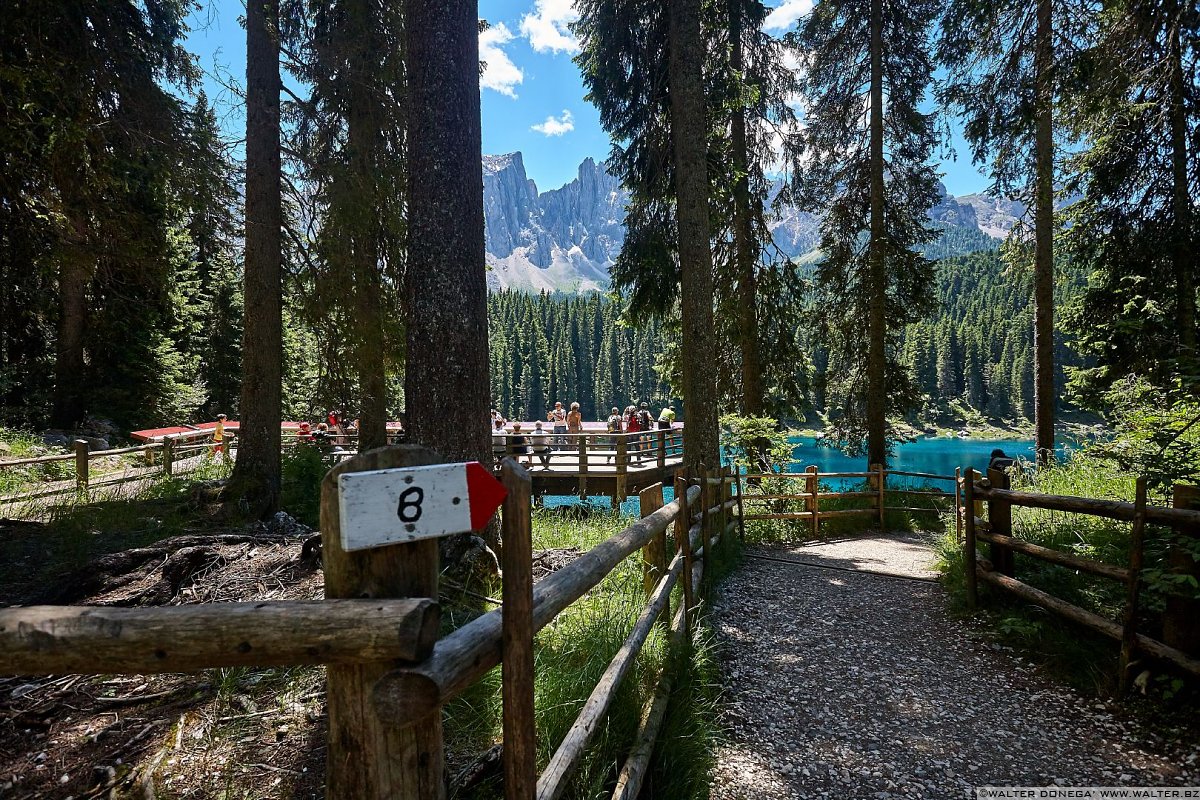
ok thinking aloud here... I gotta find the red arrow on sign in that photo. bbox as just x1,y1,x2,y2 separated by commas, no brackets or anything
466,461,507,529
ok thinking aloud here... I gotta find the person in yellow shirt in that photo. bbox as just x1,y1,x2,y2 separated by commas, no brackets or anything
212,414,228,459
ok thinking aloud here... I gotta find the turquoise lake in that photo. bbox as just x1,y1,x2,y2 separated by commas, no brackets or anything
544,435,1070,514
787,436,1051,479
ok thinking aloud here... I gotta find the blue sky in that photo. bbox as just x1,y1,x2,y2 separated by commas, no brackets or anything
184,0,991,197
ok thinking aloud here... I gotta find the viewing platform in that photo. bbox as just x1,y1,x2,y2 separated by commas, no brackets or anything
492,427,685,506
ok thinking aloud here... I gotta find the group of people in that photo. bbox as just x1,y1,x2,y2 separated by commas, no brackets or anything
490,400,677,469
296,410,359,447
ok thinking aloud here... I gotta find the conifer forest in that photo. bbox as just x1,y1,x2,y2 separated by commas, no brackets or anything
0,0,1197,495
2,3,1200,799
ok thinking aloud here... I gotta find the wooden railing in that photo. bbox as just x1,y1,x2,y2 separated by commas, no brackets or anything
491,428,685,497
0,428,232,505
964,467,1200,689
371,458,741,800
0,444,743,799
738,464,960,536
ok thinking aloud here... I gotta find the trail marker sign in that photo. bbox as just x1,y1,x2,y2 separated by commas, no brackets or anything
337,461,507,551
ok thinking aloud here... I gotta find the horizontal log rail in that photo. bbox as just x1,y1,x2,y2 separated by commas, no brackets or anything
0,452,83,467
887,469,958,481
973,484,1200,529
977,564,1200,678
372,484,703,725
965,470,1200,689
0,599,439,675
975,529,1131,582
738,467,957,534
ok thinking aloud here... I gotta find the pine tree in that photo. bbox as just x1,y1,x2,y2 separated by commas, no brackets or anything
404,0,492,471
229,0,285,514
938,0,1086,460
1060,0,1199,399
788,0,941,463
288,0,407,450
180,94,243,420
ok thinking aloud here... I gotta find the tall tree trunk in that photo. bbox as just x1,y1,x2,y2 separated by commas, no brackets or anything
404,2,490,468
730,3,764,417
866,0,887,468
51,213,89,429
1033,0,1055,464
668,0,720,474
229,0,283,514
349,3,388,453
1168,9,1196,360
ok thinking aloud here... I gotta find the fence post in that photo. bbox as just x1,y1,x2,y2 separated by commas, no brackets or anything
578,436,588,499
954,467,962,542
321,445,444,800
163,437,175,477
615,436,628,509
639,483,668,625
986,467,1014,576
869,463,884,531
699,464,710,546
807,465,819,537
963,468,978,609
500,460,536,800
673,475,694,634
721,467,731,542
733,465,746,541
74,439,89,491
1119,477,1148,693
1165,484,1200,656
657,430,666,469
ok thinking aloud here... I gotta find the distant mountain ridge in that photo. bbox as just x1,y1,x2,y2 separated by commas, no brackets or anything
483,152,1020,293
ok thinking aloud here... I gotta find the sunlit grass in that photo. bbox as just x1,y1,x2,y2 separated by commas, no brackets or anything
444,503,732,799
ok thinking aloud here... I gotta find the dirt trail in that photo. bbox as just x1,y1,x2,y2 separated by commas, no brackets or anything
709,533,1200,799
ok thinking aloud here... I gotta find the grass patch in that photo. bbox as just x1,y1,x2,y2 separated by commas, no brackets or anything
0,427,75,495
445,505,734,799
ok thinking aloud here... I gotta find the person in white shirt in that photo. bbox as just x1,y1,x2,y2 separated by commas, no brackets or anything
548,401,567,448
530,421,553,469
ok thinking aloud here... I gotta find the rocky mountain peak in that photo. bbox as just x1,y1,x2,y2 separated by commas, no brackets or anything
482,153,1017,293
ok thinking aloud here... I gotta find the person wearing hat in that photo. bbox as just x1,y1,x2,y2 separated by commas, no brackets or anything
657,404,675,430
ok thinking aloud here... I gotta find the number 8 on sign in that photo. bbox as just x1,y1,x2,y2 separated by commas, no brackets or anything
337,462,507,551
396,486,424,523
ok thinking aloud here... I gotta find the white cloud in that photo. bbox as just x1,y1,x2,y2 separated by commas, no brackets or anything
531,109,575,136
480,23,524,97
763,0,813,32
520,0,580,54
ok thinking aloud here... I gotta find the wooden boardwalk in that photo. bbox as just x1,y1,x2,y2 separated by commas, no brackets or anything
492,429,685,505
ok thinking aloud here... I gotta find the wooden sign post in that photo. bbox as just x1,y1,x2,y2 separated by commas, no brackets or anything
322,445,505,800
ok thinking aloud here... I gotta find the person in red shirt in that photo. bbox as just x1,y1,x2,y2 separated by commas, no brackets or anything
624,404,641,461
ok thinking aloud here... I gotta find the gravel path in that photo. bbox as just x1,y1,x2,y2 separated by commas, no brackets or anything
709,533,1200,799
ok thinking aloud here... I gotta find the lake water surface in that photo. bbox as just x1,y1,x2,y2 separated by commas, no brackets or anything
543,435,1068,514
789,436,1047,478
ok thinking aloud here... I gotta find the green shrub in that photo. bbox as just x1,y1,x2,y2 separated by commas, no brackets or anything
279,443,338,527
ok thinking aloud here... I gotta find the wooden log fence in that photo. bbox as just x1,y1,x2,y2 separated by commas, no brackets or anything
737,466,958,532
965,472,1200,686
0,435,732,798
